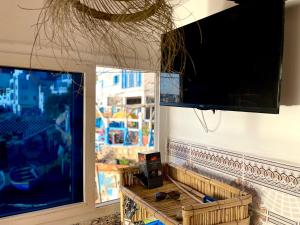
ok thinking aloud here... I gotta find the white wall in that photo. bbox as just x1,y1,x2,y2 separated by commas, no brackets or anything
0,0,160,72
163,2,300,223
162,0,300,166
0,1,157,224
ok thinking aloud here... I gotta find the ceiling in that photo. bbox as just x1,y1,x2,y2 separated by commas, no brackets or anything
0,0,43,44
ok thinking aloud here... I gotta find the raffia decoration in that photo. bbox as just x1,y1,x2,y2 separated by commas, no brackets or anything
33,0,185,73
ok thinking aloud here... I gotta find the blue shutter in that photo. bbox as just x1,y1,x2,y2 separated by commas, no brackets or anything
126,71,129,88
113,75,119,85
129,72,134,88
122,70,126,88
137,72,142,87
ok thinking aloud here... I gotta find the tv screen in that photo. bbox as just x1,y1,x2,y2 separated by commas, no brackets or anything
161,1,284,113
0,66,83,218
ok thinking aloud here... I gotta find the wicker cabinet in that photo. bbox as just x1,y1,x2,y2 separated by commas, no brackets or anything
119,163,252,225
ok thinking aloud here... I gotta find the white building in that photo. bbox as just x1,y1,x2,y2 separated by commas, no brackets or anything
50,74,72,95
96,67,155,118
2,70,72,115
0,88,11,109
9,70,40,114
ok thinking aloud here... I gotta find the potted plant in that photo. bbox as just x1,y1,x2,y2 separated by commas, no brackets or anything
142,124,149,146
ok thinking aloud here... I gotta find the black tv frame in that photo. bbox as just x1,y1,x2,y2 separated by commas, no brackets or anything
160,1,285,114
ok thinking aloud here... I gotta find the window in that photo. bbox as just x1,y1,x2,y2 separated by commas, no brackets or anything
129,72,134,88
113,75,119,85
95,66,157,204
121,70,127,88
0,63,158,224
126,97,141,105
137,71,142,87
0,67,83,219
122,70,142,89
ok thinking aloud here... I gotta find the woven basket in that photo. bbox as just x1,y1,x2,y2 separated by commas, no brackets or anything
118,163,252,225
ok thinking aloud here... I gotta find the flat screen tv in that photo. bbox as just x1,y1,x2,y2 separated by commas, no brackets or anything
160,1,284,113
0,66,83,218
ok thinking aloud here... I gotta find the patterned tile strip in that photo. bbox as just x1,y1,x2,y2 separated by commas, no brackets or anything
268,217,287,225
168,138,300,198
268,211,298,225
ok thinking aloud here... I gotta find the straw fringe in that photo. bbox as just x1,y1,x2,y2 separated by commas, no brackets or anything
31,0,187,74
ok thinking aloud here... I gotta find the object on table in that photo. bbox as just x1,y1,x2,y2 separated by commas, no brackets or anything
167,191,181,200
154,192,168,201
133,221,145,225
203,195,216,203
145,220,165,225
143,217,160,224
167,174,203,204
155,191,181,201
124,197,138,219
174,180,205,199
137,152,163,189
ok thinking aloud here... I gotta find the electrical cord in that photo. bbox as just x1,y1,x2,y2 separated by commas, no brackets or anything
193,108,208,133
201,110,209,131
193,109,222,133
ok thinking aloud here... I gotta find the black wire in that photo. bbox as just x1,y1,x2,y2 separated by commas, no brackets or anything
194,109,222,133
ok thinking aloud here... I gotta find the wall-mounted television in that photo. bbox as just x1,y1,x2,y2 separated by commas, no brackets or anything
160,1,285,114
0,66,83,218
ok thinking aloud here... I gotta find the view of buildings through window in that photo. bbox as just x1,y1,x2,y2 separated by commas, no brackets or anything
95,66,156,203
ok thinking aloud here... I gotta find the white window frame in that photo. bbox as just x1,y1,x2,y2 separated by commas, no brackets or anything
0,60,161,225
95,66,161,205
0,58,119,225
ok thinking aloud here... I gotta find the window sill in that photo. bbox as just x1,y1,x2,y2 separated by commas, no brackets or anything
0,201,119,225
96,199,119,208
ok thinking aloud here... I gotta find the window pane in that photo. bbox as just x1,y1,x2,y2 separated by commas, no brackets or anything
113,75,119,85
95,67,156,204
0,67,83,218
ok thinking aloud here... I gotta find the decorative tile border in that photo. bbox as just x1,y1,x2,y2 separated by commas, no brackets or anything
168,138,300,198
267,211,298,225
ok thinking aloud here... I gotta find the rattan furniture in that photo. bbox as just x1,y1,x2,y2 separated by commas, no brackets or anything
119,163,252,225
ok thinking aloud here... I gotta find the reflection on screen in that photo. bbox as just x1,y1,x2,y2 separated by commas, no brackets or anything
0,67,83,218
160,73,181,104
